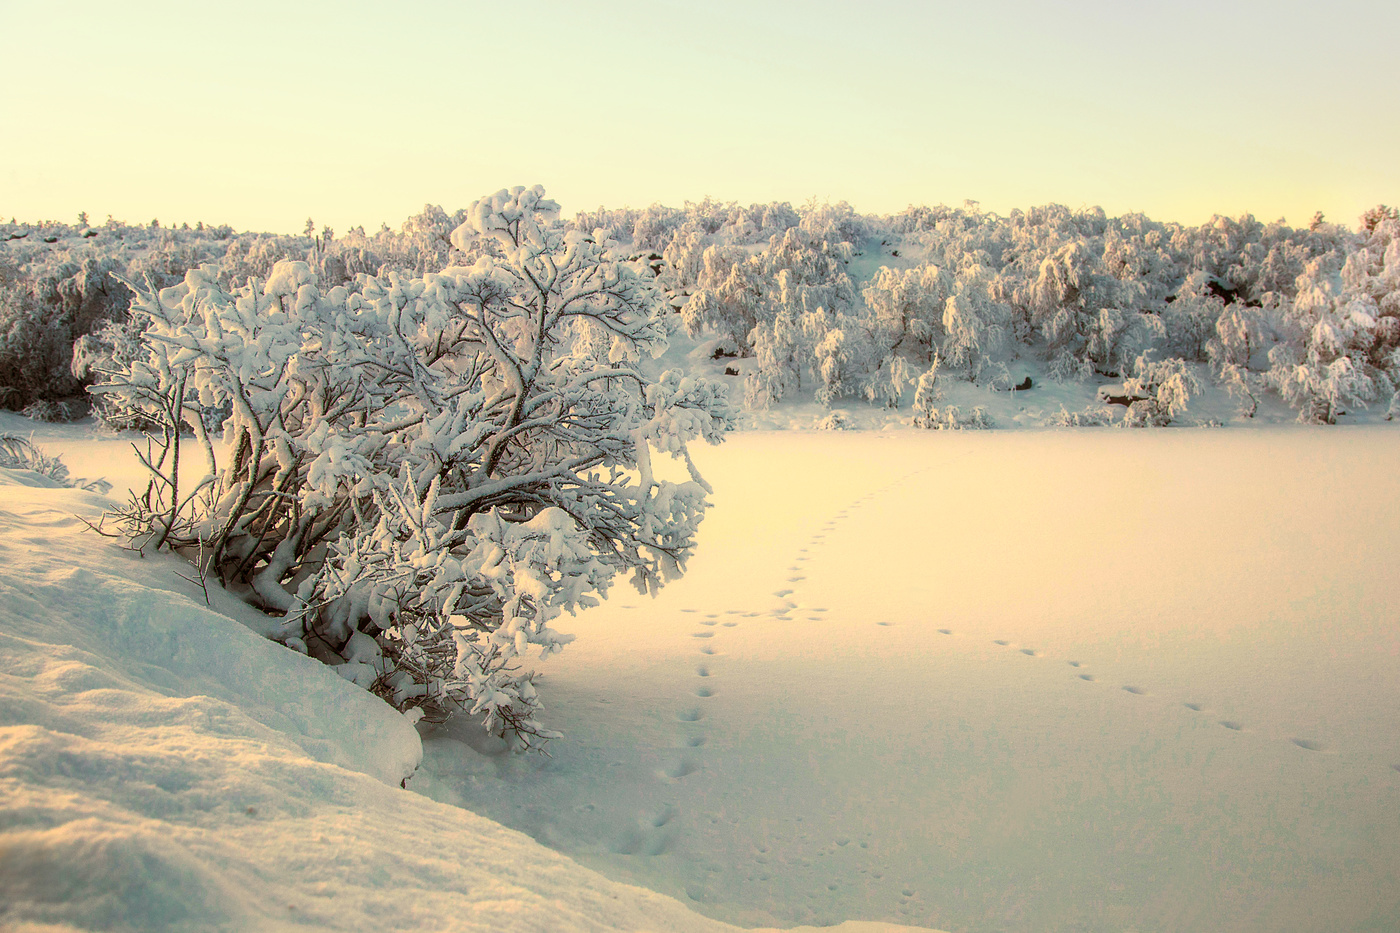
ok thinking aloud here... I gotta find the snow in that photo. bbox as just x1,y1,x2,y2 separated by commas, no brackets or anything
4,412,1400,931
413,428,1400,931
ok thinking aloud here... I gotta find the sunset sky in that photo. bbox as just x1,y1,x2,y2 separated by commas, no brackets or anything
2,0,1395,234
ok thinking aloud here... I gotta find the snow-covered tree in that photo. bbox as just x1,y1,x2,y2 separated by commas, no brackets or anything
862,264,947,361
1119,354,1201,427
941,264,1011,381
1267,258,1385,423
682,246,764,351
94,186,732,748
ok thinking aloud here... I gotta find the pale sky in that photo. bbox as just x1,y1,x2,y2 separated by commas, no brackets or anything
2,1,1395,234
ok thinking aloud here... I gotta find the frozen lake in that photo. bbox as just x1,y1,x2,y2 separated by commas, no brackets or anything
416,428,1400,932
4,419,1398,932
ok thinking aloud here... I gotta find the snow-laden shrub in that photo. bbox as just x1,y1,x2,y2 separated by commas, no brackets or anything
914,404,993,431
93,185,732,748
1046,405,1114,428
0,255,129,411
862,264,947,361
0,434,109,492
941,265,1010,381
1267,259,1386,423
909,357,942,425
1118,355,1201,427
912,357,992,429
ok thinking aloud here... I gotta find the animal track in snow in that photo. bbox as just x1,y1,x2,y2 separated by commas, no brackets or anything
938,628,952,635
993,639,1010,646
696,665,710,677
1184,702,1203,711
1078,673,1096,682
698,645,716,655
1020,648,1038,657
695,686,714,698
666,756,700,779
1122,685,1145,695
1291,738,1324,752
691,631,714,638
877,621,895,627
677,707,704,722
1219,720,1244,731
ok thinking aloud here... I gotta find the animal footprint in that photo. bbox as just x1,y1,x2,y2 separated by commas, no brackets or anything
993,639,1010,646
1220,720,1243,731
696,665,711,677
877,621,895,627
1122,685,1145,695
695,686,714,698
1078,673,1096,682
666,756,700,779
698,645,716,655
938,628,952,635
1184,702,1203,712
692,631,714,638
1291,738,1324,752
1067,660,1082,668
677,707,704,722
1020,648,1037,657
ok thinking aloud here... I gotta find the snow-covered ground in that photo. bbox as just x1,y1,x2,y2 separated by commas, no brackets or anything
3,414,1399,932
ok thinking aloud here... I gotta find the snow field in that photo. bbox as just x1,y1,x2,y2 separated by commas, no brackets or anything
4,414,1398,932
417,428,1400,932
0,420,940,932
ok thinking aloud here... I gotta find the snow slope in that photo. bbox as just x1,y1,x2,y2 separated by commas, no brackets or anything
415,428,1400,932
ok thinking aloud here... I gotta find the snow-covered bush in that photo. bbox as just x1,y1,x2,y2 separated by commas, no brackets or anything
914,404,993,431
94,186,732,748
863,264,947,361
1046,404,1114,428
941,265,1010,381
909,357,942,424
0,255,130,413
1267,258,1386,423
1118,355,1201,427
912,358,990,428
0,434,109,492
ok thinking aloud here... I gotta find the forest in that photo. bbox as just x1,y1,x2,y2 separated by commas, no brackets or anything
4,194,1399,431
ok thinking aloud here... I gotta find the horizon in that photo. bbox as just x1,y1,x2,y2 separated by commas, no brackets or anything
2,1,1396,235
